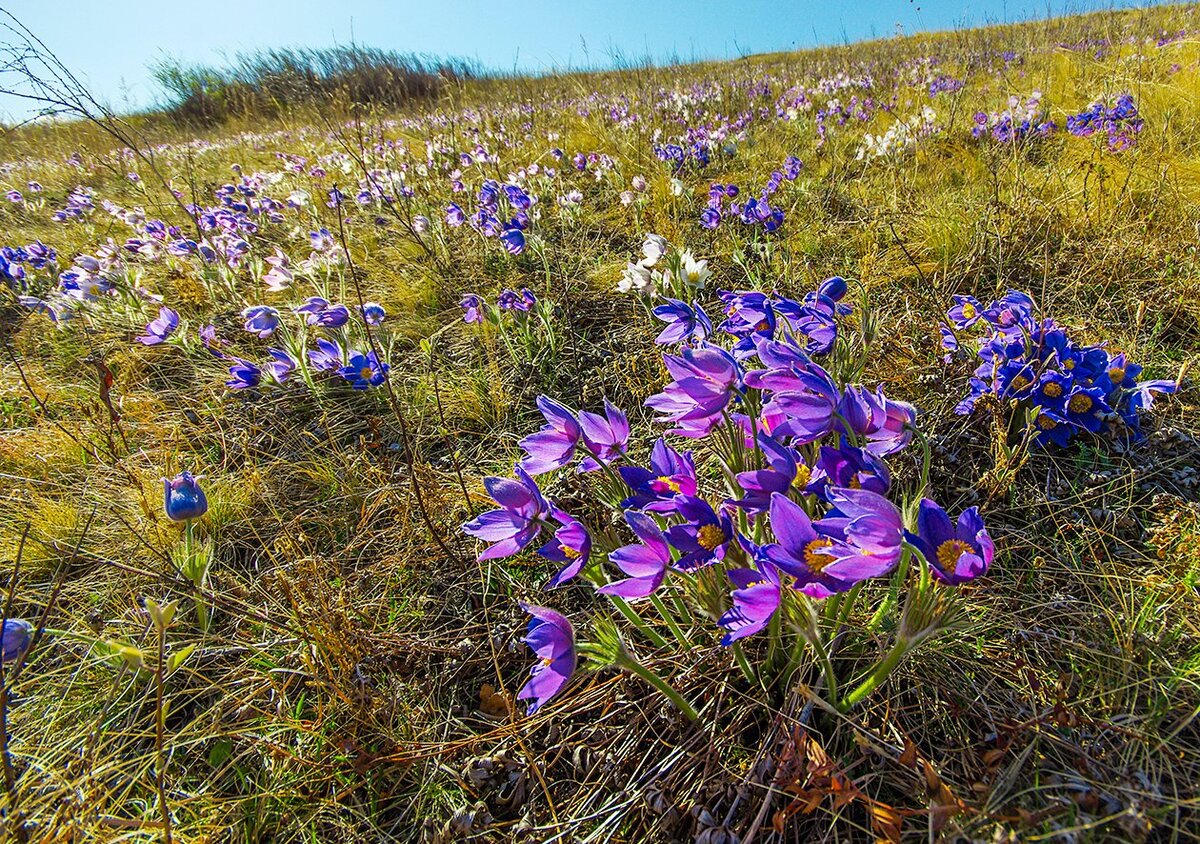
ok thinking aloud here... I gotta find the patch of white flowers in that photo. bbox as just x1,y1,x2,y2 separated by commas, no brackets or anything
856,106,939,160
618,234,711,298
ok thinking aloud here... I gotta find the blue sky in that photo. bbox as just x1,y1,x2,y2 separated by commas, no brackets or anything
0,0,1159,119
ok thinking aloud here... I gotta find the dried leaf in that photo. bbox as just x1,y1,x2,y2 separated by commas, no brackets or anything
479,683,513,718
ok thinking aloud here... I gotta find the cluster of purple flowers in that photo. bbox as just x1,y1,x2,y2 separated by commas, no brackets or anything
653,139,713,172
699,156,801,232
928,75,965,96
465,275,994,715
445,178,529,255
0,241,56,291
972,93,1055,143
944,290,1175,446
51,187,95,223
459,287,538,324
1066,94,1144,151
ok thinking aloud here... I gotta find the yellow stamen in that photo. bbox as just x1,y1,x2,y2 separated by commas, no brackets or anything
360,367,373,380
961,302,977,319
1042,381,1063,398
1108,367,1126,383
1008,375,1031,392
804,538,833,572
1068,393,1093,413
560,545,581,560
697,524,725,551
655,476,681,493
792,464,812,490
1037,413,1057,430
936,539,973,571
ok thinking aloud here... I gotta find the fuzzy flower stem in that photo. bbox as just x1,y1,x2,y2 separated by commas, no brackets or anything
838,636,912,712
608,595,669,649
614,650,700,721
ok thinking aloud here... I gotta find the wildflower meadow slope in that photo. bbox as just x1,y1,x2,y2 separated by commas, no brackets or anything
1,4,1199,842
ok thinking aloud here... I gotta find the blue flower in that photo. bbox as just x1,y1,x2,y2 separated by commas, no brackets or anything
1,619,33,663
339,350,389,389
163,471,208,521
136,307,179,345
226,358,261,389
241,305,280,338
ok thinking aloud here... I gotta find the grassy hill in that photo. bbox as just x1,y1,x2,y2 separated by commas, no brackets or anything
0,4,1199,841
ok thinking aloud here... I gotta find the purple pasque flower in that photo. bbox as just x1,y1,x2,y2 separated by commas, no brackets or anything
619,437,698,512
835,384,887,437
665,496,734,571
308,337,343,372
652,298,712,345
241,305,280,338
809,444,891,500
539,511,592,589
446,203,465,227
645,345,743,438
597,510,672,599
907,498,993,585
500,227,526,255
295,296,350,328
519,396,582,475
1,618,33,663
947,295,983,329
815,486,905,582
163,470,207,521
226,357,261,390
731,433,810,513
718,558,783,645
755,362,841,443
764,489,901,598
265,348,297,383
136,306,179,345
460,293,484,324
578,399,630,471
359,302,386,325
866,396,917,456
339,350,389,389
462,466,552,560
516,603,576,715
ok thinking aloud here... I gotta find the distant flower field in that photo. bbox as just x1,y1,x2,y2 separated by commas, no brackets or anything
0,5,1198,842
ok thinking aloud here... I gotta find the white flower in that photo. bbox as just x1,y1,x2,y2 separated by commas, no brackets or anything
619,260,655,296
620,190,635,206
642,234,669,266
679,251,710,290
631,175,647,192
670,178,685,196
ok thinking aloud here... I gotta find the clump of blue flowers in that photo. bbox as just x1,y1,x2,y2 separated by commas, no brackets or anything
944,290,1175,446
1066,94,1145,151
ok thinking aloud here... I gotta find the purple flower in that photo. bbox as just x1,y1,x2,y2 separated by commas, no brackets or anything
163,471,207,521
597,511,672,599
539,512,592,588
732,433,808,513
460,293,484,324
226,357,261,390
765,489,901,598
665,496,734,571
339,350,389,389
446,203,465,227
809,444,890,499
645,345,742,438
516,604,576,715
908,499,994,585
136,307,179,345
308,338,343,372
578,399,630,471
1,619,32,663
519,396,582,475
462,466,552,560
266,348,297,383
241,305,280,338
652,299,712,345
500,228,526,255
295,297,349,328
619,438,699,512
718,560,782,644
